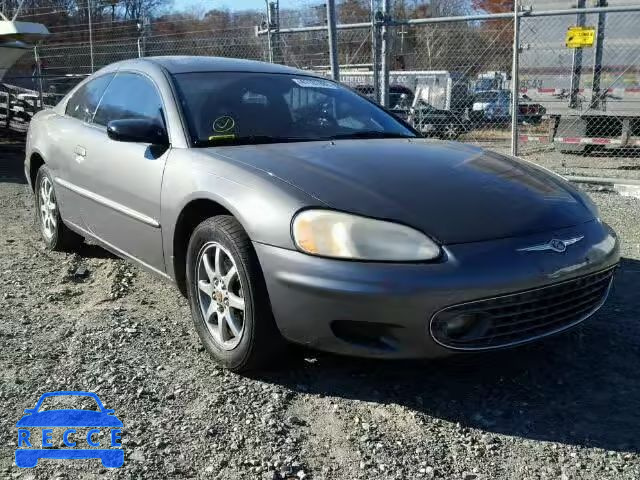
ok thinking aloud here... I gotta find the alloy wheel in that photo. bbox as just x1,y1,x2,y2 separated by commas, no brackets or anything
39,176,57,240
196,242,246,350
443,123,459,140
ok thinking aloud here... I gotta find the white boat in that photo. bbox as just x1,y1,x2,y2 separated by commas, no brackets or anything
1,8,49,81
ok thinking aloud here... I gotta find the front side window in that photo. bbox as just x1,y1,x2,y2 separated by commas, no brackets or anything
65,73,114,123
172,72,416,147
93,72,164,127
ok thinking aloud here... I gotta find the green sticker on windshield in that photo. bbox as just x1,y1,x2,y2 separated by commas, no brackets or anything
213,115,236,133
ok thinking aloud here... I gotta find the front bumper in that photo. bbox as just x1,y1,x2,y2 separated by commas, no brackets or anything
254,219,619,359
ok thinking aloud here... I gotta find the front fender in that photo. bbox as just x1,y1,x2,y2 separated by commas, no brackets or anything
160,148,322,281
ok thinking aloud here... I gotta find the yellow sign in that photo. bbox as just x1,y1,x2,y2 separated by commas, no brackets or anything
565,26,596,48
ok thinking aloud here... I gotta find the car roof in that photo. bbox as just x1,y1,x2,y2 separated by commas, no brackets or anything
107,56,317,76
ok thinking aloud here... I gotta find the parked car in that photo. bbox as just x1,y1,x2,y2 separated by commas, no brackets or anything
354,84,414,121
410,100,471,139
519,94,547,124
472,89,511,123
355,84,469,139
25,57,619,372
472,90,546,125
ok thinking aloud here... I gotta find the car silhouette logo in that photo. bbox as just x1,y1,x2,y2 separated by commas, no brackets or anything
15,391,123,468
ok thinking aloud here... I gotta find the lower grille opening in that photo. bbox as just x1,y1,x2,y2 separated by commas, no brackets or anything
430,267,616,350
331,320,400,351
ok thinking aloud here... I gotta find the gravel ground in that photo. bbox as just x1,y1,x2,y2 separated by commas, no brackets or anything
1,139,639,479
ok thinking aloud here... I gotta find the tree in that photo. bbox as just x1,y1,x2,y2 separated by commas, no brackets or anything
471,0,514,13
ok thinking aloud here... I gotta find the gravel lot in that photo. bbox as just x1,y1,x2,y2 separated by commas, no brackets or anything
1,139,639,479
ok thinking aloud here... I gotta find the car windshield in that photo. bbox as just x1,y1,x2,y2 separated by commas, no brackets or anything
172,72,416,147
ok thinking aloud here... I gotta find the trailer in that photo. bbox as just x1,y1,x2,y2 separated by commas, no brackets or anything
519,0,640,152
336,70,472,114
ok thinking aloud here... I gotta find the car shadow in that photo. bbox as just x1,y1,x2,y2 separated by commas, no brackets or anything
258,257,640,454
0,138,27,185
76,242,118,260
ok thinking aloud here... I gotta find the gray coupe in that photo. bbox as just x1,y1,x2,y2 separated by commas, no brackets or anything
25,57,619,371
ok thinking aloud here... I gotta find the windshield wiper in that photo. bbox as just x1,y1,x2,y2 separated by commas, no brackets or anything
194,135,315,147
326,131,416,140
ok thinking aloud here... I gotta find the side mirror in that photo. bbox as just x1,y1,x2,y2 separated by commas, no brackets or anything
107,118,168,145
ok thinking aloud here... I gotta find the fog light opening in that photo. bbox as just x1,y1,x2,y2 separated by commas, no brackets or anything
331,320,400,351
440,312,491,341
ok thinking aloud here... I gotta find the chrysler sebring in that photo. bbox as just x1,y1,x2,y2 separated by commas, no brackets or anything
25,57,619,371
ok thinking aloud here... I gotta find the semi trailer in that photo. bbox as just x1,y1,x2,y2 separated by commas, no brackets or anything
519,0,640,152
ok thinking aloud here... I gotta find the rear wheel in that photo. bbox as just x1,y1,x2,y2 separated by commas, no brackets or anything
35,165,82,251
186,215,284,372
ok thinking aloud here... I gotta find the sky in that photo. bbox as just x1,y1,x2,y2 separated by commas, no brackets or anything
174,0,301,13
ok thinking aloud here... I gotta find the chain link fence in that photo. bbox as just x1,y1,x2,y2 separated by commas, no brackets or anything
2,0,640,181
517,4,640,180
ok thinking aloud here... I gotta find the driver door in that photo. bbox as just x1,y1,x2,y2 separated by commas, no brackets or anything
71,71,169,273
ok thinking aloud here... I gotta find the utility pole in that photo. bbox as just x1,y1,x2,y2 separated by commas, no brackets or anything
326,0,340,81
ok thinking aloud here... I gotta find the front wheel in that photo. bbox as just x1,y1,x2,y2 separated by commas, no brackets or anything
185,215,284,372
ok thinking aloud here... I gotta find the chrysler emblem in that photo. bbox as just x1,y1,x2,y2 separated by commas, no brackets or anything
517,236,584,253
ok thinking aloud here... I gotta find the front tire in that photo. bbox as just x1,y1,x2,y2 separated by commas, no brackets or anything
35,165,82,251
185,215,283,372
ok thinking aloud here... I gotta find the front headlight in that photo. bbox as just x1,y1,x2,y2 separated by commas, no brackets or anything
292,209,440,261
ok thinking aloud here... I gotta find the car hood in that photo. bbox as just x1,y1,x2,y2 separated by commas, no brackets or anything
16,410,123,427
209,139,595,244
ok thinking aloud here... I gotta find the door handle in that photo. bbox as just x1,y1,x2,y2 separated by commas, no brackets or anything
74,145,86,157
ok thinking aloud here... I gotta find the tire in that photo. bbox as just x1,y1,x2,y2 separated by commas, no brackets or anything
185,215,284,372
35,165,83,251
441,123,460,140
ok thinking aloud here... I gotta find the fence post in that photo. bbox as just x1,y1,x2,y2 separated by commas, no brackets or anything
264,0,273,63
3,90,9,130
590,0,607,111
380,0,391,107
87,0,95,72
510,0,520,156
569,0,585,109
33,46,44,110
326,0,340,81
371,0,381,104
137,13,148,58
265,1,280,63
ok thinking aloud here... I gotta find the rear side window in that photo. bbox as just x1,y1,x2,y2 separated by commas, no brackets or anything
65,73,114,123
93,72,164,127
